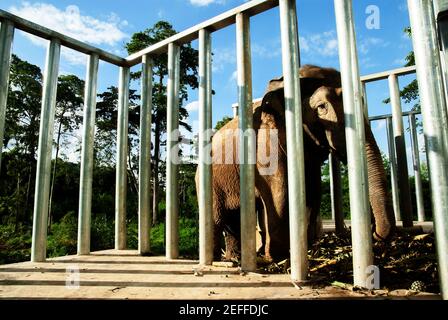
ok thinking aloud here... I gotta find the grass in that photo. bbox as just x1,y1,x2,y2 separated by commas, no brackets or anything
0,213,199,264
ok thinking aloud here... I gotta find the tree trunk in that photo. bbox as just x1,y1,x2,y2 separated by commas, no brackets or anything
48,119,63,232
14,173,21,232
127,143,138,195
152,119,160,226
24,132,37,225
152,72,164,226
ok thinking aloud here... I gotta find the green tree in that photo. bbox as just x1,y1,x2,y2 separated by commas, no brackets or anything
48,75,84,230
125,21,198,225
214,115,233,131
384,27,419,111
94,86,141,194
3,55,46,229
2,55,86,230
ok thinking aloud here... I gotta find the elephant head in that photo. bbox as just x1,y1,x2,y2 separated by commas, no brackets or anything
262,64,395,241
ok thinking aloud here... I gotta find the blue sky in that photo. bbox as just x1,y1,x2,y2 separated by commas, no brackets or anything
0,0,424,170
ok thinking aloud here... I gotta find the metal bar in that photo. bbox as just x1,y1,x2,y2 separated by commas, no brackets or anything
31,39,60,262
362,82,368,119
361,65,416,83
126,0,279,66
408,0,448,299
198,29,213,265
329,153,345,235
0,10,125,66
138,54,153,255
334,0,373,287
386,117,401,221
0,20,14,175
232,103,239,118
115,67,130,250
409,114,426,222
166,43,180,260
368,110,421,122
279,0,308,281
436,8,448,103
236,12,256,272
77,54,99,255
389,74,414,227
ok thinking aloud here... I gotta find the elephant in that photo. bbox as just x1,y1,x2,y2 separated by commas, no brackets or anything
196,64,395,262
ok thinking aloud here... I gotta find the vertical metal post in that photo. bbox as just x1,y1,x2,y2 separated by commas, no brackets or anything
279,0,308,281
198,29,214,265
409,114,426,222
115,66,130,250
408,0,448,299
139,54,153,255
0,20,14,174
31,39,60,262
329,153,345,234
236,12,256,272
386,117,401,221
334,0,373,287
362,82,369,119
232,103,238,119
77,54,99,255
434,1,448,102
389,74,414,227
166,42,180,260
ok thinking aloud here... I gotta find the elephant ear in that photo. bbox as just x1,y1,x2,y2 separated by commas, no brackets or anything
260,75,330,149
261,75,325,123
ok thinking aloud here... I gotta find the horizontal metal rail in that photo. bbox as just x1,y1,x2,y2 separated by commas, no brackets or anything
368,110,421,122
125,0,279,66
361,65,416,83
0,9,126,66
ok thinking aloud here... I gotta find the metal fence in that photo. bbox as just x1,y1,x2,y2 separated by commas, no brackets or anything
0,0,447,298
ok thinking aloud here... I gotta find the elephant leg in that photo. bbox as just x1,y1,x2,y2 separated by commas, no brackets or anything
222,208,241,261
213,221,224,261
256,197,266,256
306,157,323,245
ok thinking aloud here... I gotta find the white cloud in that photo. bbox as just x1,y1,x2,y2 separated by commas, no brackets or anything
358,37,388,55
229,70,237,83
252,41,282,59
185,100,200,112
299,30,339,57
9,2,128,64
373,119,386,132
212,47,236,72
189,0,225,6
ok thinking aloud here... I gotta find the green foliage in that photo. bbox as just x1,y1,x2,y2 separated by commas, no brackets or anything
214,116,233,131
91,215,114,251
47,212,78,257
383,27,420,113
0,224,31,264
179,163,199,218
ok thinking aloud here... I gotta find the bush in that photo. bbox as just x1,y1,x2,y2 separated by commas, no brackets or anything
47,211,77,257
149,217,198,258
91,215,114,251
0,224,31,264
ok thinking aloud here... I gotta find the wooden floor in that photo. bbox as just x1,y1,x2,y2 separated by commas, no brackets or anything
0,247,440,300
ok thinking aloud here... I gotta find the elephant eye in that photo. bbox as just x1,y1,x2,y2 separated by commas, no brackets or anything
316,103,328,115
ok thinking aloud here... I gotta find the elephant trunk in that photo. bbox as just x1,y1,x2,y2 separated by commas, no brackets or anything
364,122,396,240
